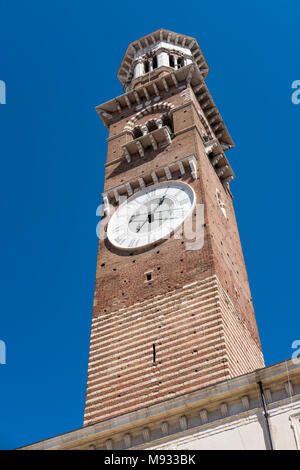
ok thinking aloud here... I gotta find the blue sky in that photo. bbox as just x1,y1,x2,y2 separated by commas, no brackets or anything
0,0,299,450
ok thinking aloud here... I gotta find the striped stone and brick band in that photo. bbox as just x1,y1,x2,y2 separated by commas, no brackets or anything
84,275,264,425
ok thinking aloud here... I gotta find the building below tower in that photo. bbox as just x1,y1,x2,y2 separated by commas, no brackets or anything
20,359,300,450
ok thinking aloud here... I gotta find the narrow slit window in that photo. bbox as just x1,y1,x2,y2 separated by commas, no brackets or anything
146,272,152,281
153,343,156,363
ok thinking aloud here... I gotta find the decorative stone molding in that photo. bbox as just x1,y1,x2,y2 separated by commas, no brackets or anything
178,161,185,175
189,158,197,179
140,125,148,136
113,188,120,203
199,409,208,424
205,138,235,187
142,427,151,442
123,433,132,448
101,154,198,207
103,194,110,216
97,62,234,154
151,171,158,184
124,102,174,132
138,177,145,189
164,167,172,180
19,353,300,450
205,140,219,155
122,145,131,163
220,402,228,418
216,189,227,218
117,29,208,89
125,182,133,196
122,126,172,163
216,165,229,177
161,421,169,436
284,380,294,397
211,153,223,166
222,176,234,186
149,134,158,150
241,395,250,410
136,140,144,158
105,439,113,450
264,388,272,403
179,415,188,431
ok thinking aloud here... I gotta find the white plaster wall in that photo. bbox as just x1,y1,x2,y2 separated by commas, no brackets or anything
149,416,266,450
269,402,300,450
135,41,192,60
148,401,300,450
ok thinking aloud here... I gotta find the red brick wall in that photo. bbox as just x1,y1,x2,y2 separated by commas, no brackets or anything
84,83,264,425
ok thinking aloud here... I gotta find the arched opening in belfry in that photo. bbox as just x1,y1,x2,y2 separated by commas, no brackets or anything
147,120,158,133
162,114,174,133
177,56,184,69
132,126,143,139
169,55,175,68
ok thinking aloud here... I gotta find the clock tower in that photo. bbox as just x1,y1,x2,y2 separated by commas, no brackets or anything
84,29,265,427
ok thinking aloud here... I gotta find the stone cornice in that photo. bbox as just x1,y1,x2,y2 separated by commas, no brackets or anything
96,63,234,152
106,130,128,143
102,101,234,188
117,29,209,87
19,355,300,449
101,154,198,215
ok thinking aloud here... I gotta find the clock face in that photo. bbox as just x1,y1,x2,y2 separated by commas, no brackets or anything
107,181,195,250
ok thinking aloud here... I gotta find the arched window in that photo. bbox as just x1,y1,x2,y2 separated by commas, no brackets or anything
147,120,158,133
152,55,158,69
162,114,174,133
144,60,150,73
133,127,143,139
177,57,184,69
169,55,175,68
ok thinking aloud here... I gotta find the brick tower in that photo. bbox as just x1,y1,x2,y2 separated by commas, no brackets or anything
84,29,264,426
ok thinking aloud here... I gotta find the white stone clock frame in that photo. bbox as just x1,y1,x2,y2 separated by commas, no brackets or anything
106,180,196,251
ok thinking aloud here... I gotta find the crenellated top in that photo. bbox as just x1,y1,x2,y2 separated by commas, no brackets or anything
118,29,209,91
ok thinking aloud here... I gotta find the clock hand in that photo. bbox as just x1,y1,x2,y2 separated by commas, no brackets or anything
129,208,184,219
153,189,169,212
135,189,170,232
146,189,169,218
136,211,152,233
158,195,166,206
133,215,184,223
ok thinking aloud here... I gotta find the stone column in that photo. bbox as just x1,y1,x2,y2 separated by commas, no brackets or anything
174,56,178,70
134,60,144,78
156,118,163,129
157,50,169,67
141,125,148,136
